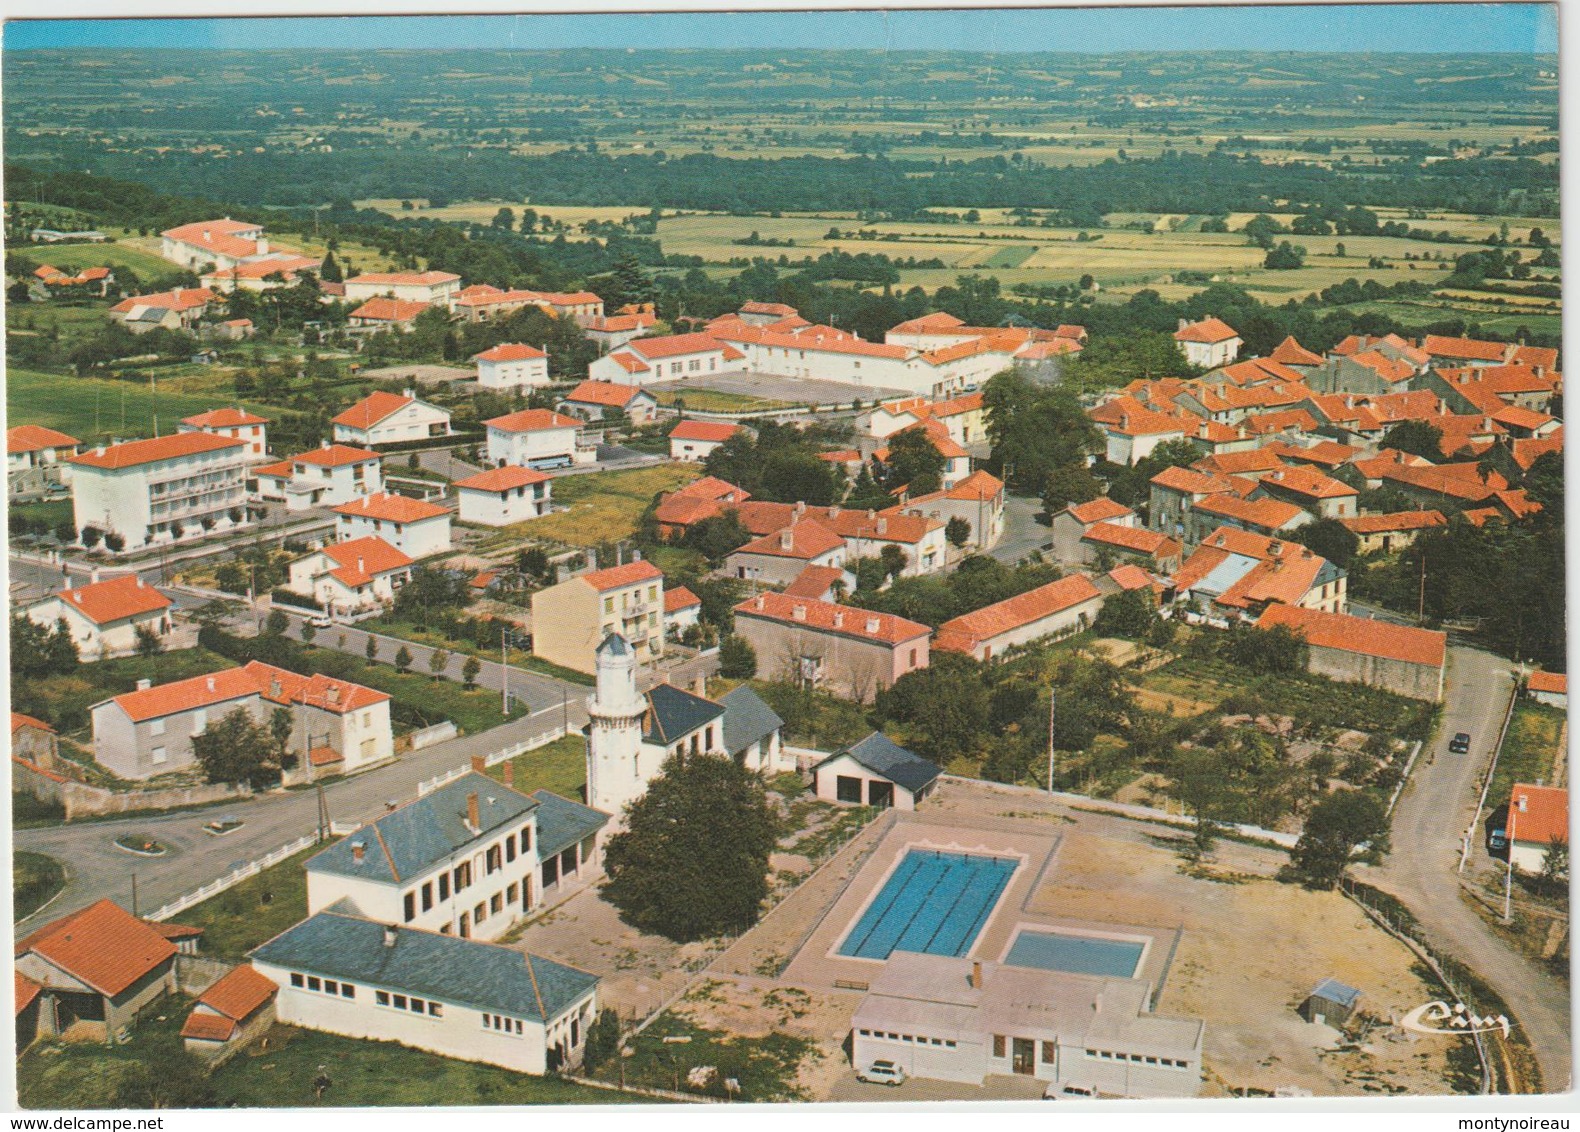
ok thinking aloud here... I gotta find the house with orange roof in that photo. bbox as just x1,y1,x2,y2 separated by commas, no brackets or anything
588,332,746,385
1260,439,1357,471
651,476,753,537
1505,784,1568,874
8,424,80,498
934,573,1105,662
1251,464,1359,520
726,520,848,588
473,342,551,390
1419,334,1523,369
178,407,269,459
873,417,972,489
856,395,933,440
1091,396,1194,465
737,300,801,325
883,469,1006,551
1191,449,1288,479
1051,496,1138,562
1185,489,1310,547
110,287,217,333
485,408,596,469
1371,459,1508,513
453,465,552,527
1269,336,1325,372
180,964,278,1063
1080,522,1182,574
1340,510,1447,555
782,564,854,604
582,307,658,351
1255,605,1446,701
1173,527,1344,621
288,535,415,615
69,430,252,550
1146,465,1245,543
712,321,934,392
344,270,462,310
733,592,930,702
1420,363,1559,416
24,574,175,659
332,389,452,449
532,559,666,673
669,418,742,462
663,585,704,639
1173,316,1242,370
15,899,181,1041
347,297,434,331
11,711,58,766
160,218,273,270
333,492,453,558
253,442,383,512
558,379,659,426
202,254,323,293
1525,671,1566,709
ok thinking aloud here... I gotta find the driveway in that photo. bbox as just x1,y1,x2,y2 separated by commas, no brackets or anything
1361,645,1571,1093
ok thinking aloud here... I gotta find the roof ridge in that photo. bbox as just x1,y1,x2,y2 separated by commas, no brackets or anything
522,952,548,1020
369,821,401,883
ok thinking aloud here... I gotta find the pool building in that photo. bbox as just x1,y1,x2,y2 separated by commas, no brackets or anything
851,953,1204,1097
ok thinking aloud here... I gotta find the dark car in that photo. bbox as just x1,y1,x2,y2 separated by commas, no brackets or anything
1449,731,1472,754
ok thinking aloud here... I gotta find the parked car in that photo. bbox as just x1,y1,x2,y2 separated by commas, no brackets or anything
857,1060,906,1086
1044,1081,1099,1099
309,613,333,629
1449,731,1472,754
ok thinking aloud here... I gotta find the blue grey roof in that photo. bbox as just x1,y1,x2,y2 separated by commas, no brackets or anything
597,632,633,659
823,732,940,794
643,682,725,745
720,685,784,758
1315,559,1346,588
306,772,537,885
1311,978,1361,1007
530,790,610,858
251,911,596,1022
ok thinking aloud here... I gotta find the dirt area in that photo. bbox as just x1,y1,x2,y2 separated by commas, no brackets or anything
355,363,474,385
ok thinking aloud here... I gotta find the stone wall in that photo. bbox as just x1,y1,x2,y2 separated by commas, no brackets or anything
12,756,252,821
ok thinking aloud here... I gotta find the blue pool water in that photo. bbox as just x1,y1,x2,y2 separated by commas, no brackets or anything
837,849,1018,960
1003,930,1145,978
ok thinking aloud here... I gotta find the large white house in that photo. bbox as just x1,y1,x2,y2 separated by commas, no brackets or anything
26,575,174,659
333,391,452,448
473,343,551,390
588,332,746,385
332,492,453,558
343,270,462,310
179,408,270,460
1174,317,1243,370
8,424,80,498
484,409,595,470
253,444,383,511
288,536,414,615
160,219,272,272
70,432,251,549
453,466,553,527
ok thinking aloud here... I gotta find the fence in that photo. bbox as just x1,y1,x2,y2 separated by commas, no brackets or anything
145,833,318,922
1387,741,1424,817
416,725,571,797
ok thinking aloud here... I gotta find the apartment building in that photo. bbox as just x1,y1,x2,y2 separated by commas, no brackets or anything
531,560,665,674
252,444,383,511
70,432,250,548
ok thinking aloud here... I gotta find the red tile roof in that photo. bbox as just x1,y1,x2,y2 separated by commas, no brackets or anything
333,492,450,523
1257,604,1446,669
8,424,80,454
1376,461,1505,503
718,323,913,360
182,408,268,429
347,270,460,287
110,288,215,315
1341,510,1447,535
291,443,381,469
1106,564,1158,592
565,380,654,409
473,342,546,362
1257,464,1357,500
243,661,390,714
1193,492,1304,531
782,564,848,600
1421,334,1512,363
889,311,967,335
16,899,175,997
734,519,846,560
349,297,433,324
1264,439,1357,468
670,420,740,443
664,586,702,614
319,536,414,587
180,1012,237,1042
1527,671,1567,696
161,218,263,259
111,665,266,723
624,332,732,359
1150,466,1236,497
1507,784,1568,847
1244,408,1320,436
1081,522,1180,559
741,301,799,317
935,574,1103,654
735,591,929,646
1174,317,1239,344
15,971,43,1015
1269,336,1324,367
453,466,550,492
57,575,172,625
485,408,580,432
195,963,278,1021
11,712,55,735
579,560,663,592
71,431,244,470
333,391,417,430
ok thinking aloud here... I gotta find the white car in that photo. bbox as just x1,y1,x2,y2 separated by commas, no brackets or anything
1044,1082,1098,1100
856,1060,906,1086
308,613,333,629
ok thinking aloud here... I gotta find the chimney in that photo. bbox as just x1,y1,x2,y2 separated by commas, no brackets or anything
467,792,480,831
971,960,984,989
351,840,365,863
403,387,415,399
270,677,282,698
471,755,486,774
877,517,888,536
755,595,766,611
96,445,106,456
828,505,841,518
867,509,876,521
865,617,880,634
791,603,807,621
1178,318,1188,332
780,528,794,551
692,674,707,696
206,676,216,692
383,924,397,948
502,760,514,788
833,610,845,629
136,678,152,692
325,686,339,705
357,556,365,575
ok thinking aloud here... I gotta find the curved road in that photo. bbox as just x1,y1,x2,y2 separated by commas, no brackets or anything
1360,645,1572,1094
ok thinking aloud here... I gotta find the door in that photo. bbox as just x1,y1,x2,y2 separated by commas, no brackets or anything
867,780,894,809
1012,1038,1035,1075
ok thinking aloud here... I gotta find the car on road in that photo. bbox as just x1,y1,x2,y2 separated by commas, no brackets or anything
308,613,333,629
1044,1082,1099,1099
1449,731,1472,754
856,1061,906,1086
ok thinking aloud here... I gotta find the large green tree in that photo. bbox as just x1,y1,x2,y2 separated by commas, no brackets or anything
883,428,947,495
602,754,778,942
1289,790,1391,888
191,707,282,788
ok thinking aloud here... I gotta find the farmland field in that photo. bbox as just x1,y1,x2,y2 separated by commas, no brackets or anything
13,237,173,278
4,366,297,443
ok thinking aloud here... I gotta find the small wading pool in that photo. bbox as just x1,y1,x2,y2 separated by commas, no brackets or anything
837,849,1018,960
1003,929,1145,978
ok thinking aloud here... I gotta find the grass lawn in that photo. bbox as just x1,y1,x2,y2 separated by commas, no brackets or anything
354,616,595,687
484,734,586,799
21,648,235,738
16,996,195,1110
299,645,530,734
9,497,74,534
653,387,795,413
12,792,66,829
5,366,296,445
1490,700,1566,807
17,239,177,278
210,1025,645,1107
14,851,66,920
479,463,700,549
166,843,321,958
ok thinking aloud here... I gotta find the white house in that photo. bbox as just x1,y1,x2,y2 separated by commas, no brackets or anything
251,909,599,1075
70,432,251,548
109,289,217,333
253,444,383,511
1527,671,1567,708
1505,784,1567,874
472,343,551,390
333,390,452,448
332,493,453,558
26,575,174,659
288,536,414,615
348,298,432,331
160,219,270,271
484,409,595,470
669,419,740,462
664,585,703,637
8,424,80,497
813,733,940,811
343,271,462,310
453,466,552,527
588,332,746,385
179,408,269,459
1174,317,1243,370
559,380,661,426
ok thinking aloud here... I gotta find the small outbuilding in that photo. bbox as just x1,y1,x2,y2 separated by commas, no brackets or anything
813,732,940,811
1299,977,1361,1028
1526,671,1567,709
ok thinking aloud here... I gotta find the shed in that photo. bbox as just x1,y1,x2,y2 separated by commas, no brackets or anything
813,732,940,811
1299,977,1361,1027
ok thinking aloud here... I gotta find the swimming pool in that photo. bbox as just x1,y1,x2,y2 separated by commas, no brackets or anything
837,849,1018,960
1003,929,1145,978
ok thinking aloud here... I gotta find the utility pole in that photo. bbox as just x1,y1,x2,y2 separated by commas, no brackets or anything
1417,550,1427,624
131,874,138,918
1046,684,1057,794
501,628,514,716
316,781,330,842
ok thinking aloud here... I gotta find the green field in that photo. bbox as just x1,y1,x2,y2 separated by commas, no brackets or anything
5,366,293,445
484,734,587,799
1490,701,1566,810
13,851,66,920
18,238,174,278
980,244,1039,268
167,844,319,958
479,462,701,550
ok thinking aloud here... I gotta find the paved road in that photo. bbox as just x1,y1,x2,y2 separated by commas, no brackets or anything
988,493,1051,565
1361,645,1572,1094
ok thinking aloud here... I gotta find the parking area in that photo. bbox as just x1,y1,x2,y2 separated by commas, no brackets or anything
646,371,909,409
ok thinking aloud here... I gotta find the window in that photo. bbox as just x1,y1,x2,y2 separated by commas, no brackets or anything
1042,1041,1056,1063
429,1002,442,1017
505,838,516,864
341,984,356,999
648,585,658,603
408,997,425,1013
491,893,503,915
393,995,407,1010
150,718,166,737
486,845,502,874
422,882,433,912
403,892,416,921
603,597,614,615
291,973,305,988
475,901,487,924
519,828,532,854
455,862,471,890
992,1035,1007,1059
307,976,321,992
376,991,390,1006
439,873,450,901
151,746,167,765
325,980,338,995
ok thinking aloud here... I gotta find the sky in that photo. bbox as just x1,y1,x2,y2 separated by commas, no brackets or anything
1,3,1561,54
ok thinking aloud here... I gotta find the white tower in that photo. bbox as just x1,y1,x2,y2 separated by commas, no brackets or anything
586,632,651,820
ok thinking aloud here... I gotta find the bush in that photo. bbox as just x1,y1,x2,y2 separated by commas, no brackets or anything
719,635,757,679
